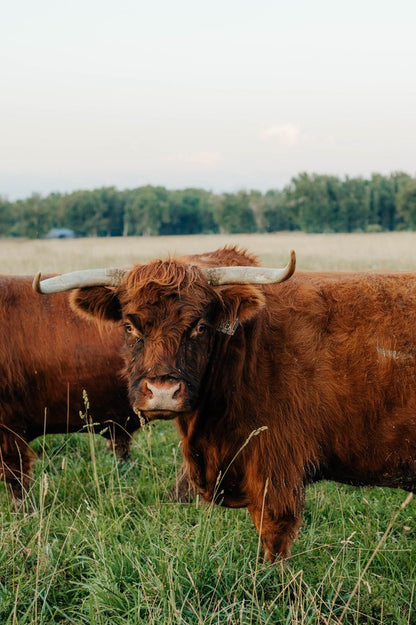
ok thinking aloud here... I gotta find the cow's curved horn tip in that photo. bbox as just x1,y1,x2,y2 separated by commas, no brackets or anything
289,249,296,272
32,272,43,294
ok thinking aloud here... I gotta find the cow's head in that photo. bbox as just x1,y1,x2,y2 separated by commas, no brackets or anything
33,250,295,421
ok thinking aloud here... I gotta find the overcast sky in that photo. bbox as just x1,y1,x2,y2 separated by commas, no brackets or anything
1,0,415,200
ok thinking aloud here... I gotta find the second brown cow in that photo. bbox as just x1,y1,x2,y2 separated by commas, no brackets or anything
0,274,142,503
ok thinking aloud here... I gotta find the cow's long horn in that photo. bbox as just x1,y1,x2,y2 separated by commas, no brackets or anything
32,267,128,294
203,250,296,285
33,250,296,294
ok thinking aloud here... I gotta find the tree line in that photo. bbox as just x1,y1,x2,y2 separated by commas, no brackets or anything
1,172,416,239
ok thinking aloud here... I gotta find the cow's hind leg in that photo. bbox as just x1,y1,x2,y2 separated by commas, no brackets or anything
248,503,303,562
101,423,133,461
0,427,36,505
168,463,197,502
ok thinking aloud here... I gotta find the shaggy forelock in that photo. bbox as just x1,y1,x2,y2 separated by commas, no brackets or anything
127,260,206,293
119,259,217,317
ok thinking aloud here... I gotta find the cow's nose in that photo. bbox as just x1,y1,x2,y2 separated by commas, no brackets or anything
140,378,184,411
144,380,181,400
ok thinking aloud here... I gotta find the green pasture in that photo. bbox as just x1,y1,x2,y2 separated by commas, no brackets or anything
0,418,414,624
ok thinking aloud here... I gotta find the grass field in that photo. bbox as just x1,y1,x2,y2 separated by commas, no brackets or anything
0,232,415,624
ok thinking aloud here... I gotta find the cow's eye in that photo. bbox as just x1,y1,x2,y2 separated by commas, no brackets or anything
190,320,210,339
124,323,133,333
195,322,208,335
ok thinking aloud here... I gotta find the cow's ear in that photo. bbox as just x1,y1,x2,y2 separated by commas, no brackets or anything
70,287,122,323
217,284,266,325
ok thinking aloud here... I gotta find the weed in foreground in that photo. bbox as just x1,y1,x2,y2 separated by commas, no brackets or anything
0,422,414,624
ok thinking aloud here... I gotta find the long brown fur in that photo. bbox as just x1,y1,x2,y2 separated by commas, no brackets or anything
70,247,416,561
0,275,143,503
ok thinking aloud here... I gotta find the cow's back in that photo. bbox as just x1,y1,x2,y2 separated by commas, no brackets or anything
0,275,132,440
260,271,416,488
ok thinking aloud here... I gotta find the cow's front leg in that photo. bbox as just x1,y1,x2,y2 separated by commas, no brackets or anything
248,503,303,562
0,429,36,506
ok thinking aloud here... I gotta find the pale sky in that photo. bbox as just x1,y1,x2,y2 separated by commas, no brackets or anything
1,0,416,200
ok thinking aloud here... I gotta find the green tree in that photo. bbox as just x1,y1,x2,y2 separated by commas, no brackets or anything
262,189,297,232
9,193,53,238
123,186,170,236
397,178,416,229
337,177,369,232
389,172,413,230
366,175,392,230
288,173,342,232
60,188,123,236
95,187,125,236
214,192,257,233
245,190,266,231
1,174,414,238
60,190,100,236
158,189,217,235
365,173,410,231
0,197,13,236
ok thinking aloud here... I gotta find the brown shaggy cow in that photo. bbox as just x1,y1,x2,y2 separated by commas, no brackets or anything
35,248,416,561
0,274,143,503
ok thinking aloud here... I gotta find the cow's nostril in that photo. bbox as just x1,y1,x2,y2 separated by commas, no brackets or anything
172,382,182,400
143,381,154,398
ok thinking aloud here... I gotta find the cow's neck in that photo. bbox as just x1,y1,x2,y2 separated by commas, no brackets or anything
175,323,264,503
176,409,250,506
